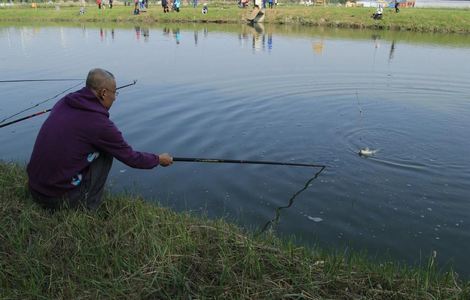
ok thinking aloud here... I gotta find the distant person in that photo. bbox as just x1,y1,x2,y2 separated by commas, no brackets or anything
238,0,249,7
109,0,113,8
394,0,400,12
27,68,173,211
173,0,180,12
96,0,102,9
193,0,198,8
372,4,383,20
162,0,169,12
268,0,273,8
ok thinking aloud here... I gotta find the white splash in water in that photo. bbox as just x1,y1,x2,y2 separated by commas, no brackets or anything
307,216,323,222
358,147,378,157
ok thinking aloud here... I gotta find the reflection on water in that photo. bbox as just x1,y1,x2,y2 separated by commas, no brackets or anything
1,24,470,278
312,39,324,54
389,40,396,62
90,24,275,50
71,23,276,51
4,23,470,56
162,26,181,44
240,23,274,53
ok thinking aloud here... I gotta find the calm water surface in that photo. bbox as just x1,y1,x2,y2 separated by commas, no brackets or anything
1,24,469,277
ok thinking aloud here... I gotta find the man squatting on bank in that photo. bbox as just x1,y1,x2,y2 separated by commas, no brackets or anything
27,68,173,210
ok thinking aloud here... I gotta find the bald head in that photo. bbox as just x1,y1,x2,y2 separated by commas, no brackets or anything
86,68,115,92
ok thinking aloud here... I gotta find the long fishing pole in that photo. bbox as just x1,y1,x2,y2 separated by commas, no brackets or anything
0,109,51,129
0,81,84,124
0,80,138,129
173,157,327,168
0,79,83,83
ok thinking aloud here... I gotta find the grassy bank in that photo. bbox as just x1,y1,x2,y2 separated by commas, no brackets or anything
1,162,469,298
1,5,470,33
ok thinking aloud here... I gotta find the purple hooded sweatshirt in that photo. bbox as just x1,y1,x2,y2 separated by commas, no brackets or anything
27,87,159,197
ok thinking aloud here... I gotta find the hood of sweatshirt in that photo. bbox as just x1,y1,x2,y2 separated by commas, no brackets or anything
63,87,109,117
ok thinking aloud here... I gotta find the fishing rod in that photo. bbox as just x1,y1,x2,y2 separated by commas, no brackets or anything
0,80,138,129
173,157,327,168
0,79,83,83
0,81,84,124
116,80,137,90
0,109,51,129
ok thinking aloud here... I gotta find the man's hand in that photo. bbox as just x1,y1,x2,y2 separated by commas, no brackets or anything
158,153,173,167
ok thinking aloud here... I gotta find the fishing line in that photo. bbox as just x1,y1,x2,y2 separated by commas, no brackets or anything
173,156,327,233
0,79,82,83
356,89,364,143
356,89,363,117
0,81,84,124
260,165,326,233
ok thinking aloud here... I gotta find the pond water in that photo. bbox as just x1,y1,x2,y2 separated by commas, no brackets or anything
1,23,469,277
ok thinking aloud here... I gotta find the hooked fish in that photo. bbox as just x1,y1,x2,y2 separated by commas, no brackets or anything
358,147,378,157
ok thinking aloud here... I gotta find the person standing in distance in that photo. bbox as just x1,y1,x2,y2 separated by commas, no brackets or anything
394,0,400,13
27,68,173,211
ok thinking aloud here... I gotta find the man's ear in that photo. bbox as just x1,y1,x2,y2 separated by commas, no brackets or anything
97,92,105,105
98,90,105,103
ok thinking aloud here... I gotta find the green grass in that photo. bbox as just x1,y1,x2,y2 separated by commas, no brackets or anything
1,161,470,298
1,5,470,33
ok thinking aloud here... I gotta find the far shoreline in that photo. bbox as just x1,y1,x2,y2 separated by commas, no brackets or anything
1,5,470,33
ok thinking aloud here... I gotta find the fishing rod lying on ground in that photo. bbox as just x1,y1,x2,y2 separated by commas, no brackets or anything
173,157,328,168
0,80,137,129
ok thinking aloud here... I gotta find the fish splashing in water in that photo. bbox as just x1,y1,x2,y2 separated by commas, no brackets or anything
358,147,378,157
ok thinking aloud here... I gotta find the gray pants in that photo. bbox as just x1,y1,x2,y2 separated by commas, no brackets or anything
30,153,113,211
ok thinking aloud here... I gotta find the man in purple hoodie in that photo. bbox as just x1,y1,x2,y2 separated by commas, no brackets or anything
27,68,173,210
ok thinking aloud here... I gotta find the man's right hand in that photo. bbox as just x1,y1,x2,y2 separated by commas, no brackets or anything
158,153,173,167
